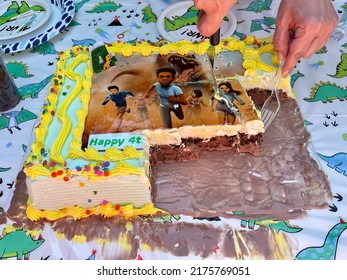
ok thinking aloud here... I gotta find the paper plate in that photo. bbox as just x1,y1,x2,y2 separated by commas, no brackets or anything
0,0,51,40
157,0,237,43
0,0,75,54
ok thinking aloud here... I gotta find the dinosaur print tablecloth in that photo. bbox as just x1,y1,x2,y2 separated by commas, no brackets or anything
0,0,347,260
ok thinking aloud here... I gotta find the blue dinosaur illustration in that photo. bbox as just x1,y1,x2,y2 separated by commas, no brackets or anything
238,0,273,12
304,81,347,103
72,38,96,47
0,167,11,172
0,228,45,260
317,152,347,176
6,61,33,78
233,31,248,40
30,41,59,55
304,120,313,126
290,71,304,88
18,74,53,99
75,0,90,13
295,217,347,260
0,108,37,133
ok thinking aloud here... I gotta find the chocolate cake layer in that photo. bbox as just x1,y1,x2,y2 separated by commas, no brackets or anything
153,95,332,220
150,134,263,163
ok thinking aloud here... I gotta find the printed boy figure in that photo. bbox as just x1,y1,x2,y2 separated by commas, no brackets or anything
102,85,134,132
144,67,187,128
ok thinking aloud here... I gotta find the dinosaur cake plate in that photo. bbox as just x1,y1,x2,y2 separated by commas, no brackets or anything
0,0,75,54
157,0,237,43
0,0,51,41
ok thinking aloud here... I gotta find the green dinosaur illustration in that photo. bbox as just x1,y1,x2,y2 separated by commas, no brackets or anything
315,46,327,54
163,5,229,32
6,61,33,79
18,74,53,99
250,17,275,32
230,211,302,233
91,45,117,73
240,219,302,233
68,20,81,27
238,0,273,12
163,5,199,31
139,214,181,223
86,0,122,13
141,6,157,24
0,0,45,25
328,52,347,78
30,41,59,55
304,81,347,103
0,228,44,260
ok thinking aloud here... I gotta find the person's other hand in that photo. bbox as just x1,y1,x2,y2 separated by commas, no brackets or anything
273,0,338,76
193,0,237,37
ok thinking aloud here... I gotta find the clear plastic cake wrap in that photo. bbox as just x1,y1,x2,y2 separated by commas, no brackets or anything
153,87,332,220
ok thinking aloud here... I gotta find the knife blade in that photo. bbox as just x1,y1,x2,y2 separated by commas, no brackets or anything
207,28,220,94
207,28,220,68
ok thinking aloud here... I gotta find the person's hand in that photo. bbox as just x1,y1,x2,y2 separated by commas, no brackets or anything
273,0,338,76
193,0,237,37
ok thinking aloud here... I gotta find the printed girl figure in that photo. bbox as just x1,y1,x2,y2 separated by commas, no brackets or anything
210,81,245,125
133,92,151,128
145,67,187,128
185,89,208,124
102,85,134,132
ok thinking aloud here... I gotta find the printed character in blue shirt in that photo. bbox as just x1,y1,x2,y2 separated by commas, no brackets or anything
102,85,134,132
144,67,187,128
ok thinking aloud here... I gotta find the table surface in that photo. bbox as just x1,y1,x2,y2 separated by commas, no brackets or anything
1,0,347,260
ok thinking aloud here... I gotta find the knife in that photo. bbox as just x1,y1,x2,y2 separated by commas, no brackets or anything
207,28,220,95
207,28,220,68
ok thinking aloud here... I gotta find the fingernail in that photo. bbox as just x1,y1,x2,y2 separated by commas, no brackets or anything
282,71,289,78
278,53,284,61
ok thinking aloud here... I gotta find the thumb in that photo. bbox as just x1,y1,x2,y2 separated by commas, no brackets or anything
197,10,224,37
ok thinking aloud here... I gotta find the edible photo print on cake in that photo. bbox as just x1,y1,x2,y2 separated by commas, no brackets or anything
82,47,253,148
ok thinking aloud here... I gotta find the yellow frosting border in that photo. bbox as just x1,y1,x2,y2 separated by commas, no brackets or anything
26,202,166,221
